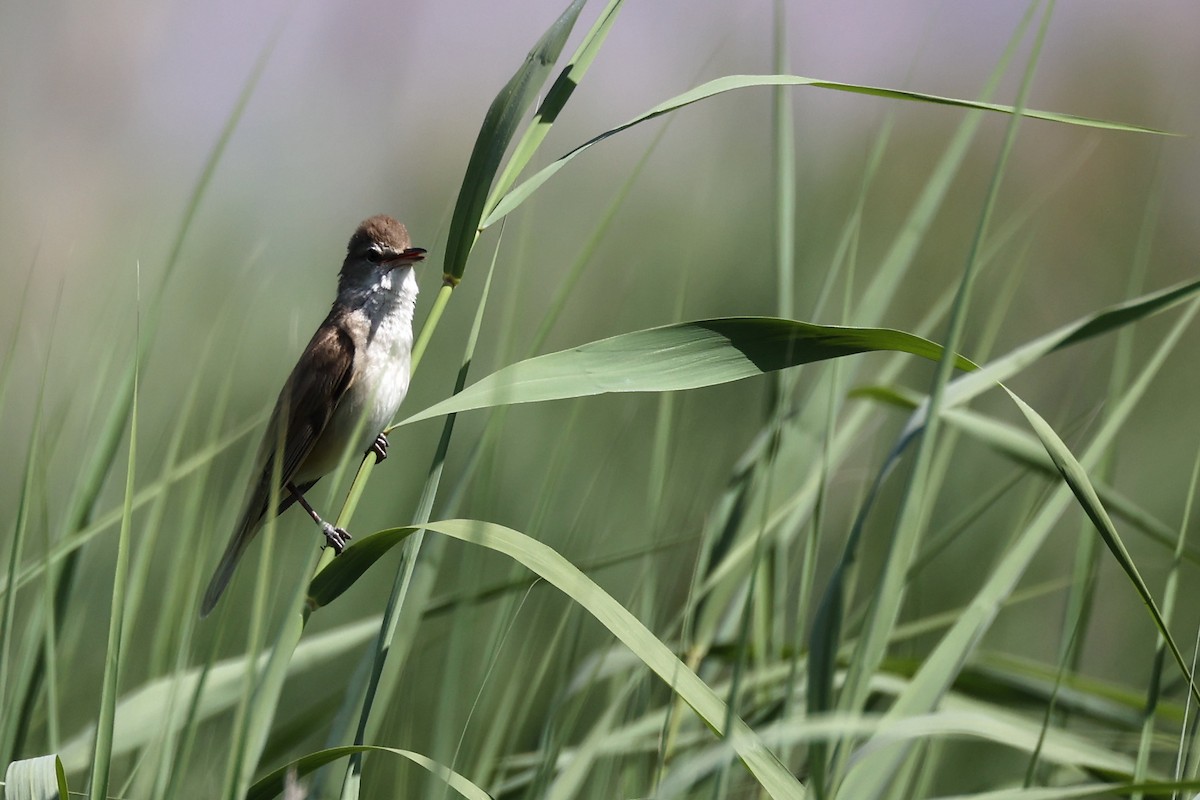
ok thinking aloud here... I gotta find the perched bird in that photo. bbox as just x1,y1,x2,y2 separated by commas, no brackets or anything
201,215,426,617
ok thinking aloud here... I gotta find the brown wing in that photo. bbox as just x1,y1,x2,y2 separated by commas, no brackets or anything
200,322,356,616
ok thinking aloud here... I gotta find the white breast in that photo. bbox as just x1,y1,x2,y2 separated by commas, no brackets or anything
297,268,417,481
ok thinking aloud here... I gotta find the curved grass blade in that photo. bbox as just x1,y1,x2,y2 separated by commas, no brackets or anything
3,755,68,800
396,318,977,426
856,390,1200,566
1004,387,1200,704
908,277,1200,433
246,745,489,800
443,0,586,284
482,73,1174,228
310,520,805,798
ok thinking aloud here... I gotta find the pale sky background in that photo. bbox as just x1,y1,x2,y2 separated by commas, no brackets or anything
2,0,1196,292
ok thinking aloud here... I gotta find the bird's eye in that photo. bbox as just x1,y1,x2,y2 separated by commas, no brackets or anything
365,247,383,265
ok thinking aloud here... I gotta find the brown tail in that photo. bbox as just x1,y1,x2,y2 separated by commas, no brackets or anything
199,480,315,617
200,502,265,617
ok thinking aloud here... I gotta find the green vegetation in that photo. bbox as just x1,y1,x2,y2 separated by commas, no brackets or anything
2,0,1198,797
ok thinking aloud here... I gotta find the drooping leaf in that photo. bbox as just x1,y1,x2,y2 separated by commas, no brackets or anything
246,745,489,800
311,520,804,798
1004,387,1199,704
483,73,1174,227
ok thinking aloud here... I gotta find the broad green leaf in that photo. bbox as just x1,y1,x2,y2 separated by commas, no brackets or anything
396,318,977,426
443,0,586,283
482,73,1174,228
3,755,68,800
311,520,805,799
246,745,489,800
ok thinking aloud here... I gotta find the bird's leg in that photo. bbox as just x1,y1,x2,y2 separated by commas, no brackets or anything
286,481,352,554
369,432,389,463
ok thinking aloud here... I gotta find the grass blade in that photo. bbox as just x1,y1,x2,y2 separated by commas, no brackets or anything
484,0,626,218
483,73,1172,228
1004,386,1200,703
86,272,140,800
443,0,587,283
248,745,490,800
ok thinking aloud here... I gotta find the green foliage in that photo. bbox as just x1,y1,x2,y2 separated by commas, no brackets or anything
2,1,1198,799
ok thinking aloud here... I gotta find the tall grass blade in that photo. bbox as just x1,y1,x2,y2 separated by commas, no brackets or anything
443,0,587,283
485,0,626,216
836,0,1051,732
86,269,140,800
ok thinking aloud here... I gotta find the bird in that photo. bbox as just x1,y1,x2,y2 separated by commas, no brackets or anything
200,215,426,617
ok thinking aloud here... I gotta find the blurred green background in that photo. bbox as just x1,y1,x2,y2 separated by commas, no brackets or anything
2,1,1199,796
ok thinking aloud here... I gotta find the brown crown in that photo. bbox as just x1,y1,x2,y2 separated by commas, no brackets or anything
347,214,412,253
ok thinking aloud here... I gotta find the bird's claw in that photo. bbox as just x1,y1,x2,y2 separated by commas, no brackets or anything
370,432,389,463
321,522,352,555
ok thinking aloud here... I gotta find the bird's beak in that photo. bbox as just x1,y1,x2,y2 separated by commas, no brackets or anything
383,247,427,270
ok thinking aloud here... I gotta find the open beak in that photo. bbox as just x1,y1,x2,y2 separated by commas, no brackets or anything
383,247,427,269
